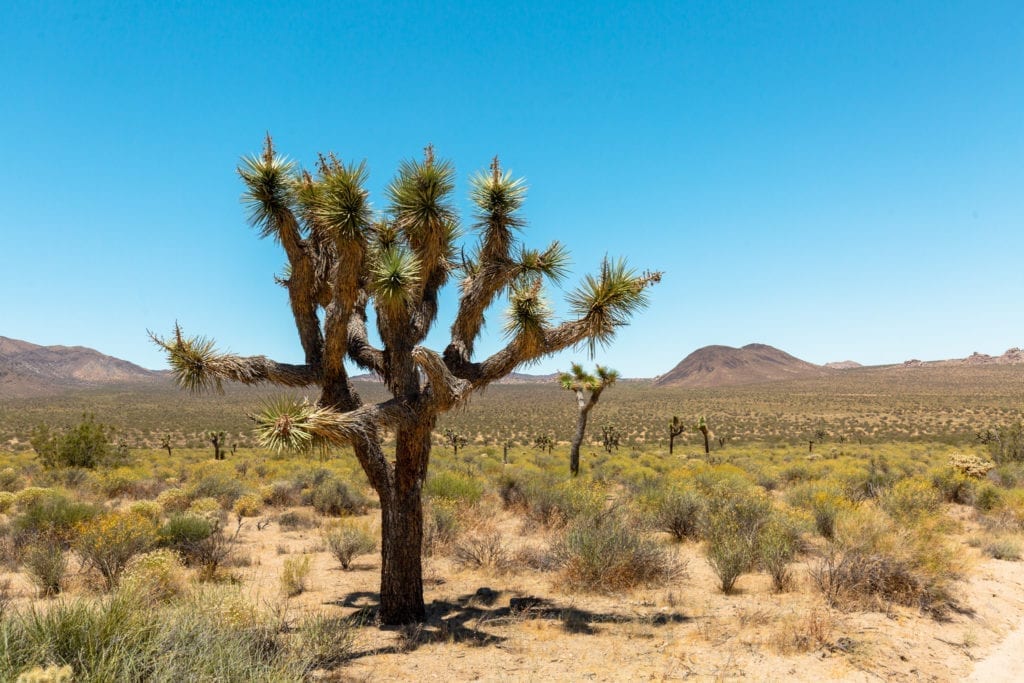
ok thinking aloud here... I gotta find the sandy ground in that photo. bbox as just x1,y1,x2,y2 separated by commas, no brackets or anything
223,503,1024,682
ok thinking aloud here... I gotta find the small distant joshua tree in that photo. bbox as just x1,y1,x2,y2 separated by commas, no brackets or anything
533,435,555,453
696,415,710,455
443,427,468,457
601,424,622,453
151,137,659,623
160,433,173,457
208,430,226,460
560,364,619,476
669,416,686,455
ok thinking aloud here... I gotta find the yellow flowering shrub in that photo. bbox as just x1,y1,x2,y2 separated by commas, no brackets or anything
75,510,158,589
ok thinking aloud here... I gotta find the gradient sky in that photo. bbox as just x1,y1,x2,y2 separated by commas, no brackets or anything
2,1,1022,377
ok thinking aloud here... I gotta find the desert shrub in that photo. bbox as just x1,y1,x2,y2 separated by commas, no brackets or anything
187,496,224,522
931,468,977,505
973,483,1004,512
641,485,703,541
157,514,216,563
280,555,312,596
423,500,461,555
453,528,509,570
838,457,897,500
75,511,159,590
12,492,98,549
232,493,264,518
880,478,941,520
984,537,1021,561
278,510,318,530
323,520,377,569
0,492,14,514
30,414,115,469
521,478,604,529
155,487,191,514
702,488,773,593
23,542,67,597
425,470,484,507
311,478,368,517
260,480,299,507
757,512,804,592
118,549,187,604
691,464,754,498
497,472,528,509
785,483,849,540
95,468,140,499
0,468,24,493
127,500,163,523
780,463,812,483
12,488,57,510
188,473,245,509
551,513,682,592
811,504,960,615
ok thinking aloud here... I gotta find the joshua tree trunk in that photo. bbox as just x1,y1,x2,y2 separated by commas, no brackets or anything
379,475,426,622
569,393,592,477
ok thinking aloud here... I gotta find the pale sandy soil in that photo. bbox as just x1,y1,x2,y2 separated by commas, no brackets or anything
223,503,1024,683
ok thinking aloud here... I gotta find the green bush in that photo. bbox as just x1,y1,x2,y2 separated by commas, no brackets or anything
702,488,773,593
13,492,98,549
931,468,976,505
30,415,116,469
974,484,1004,512
23,542,67,597
425,470,484,507
880,478,941,520
311,478,368,517
157,514,216,564
642,485,703,542
188,473,245,509
757,513,803,592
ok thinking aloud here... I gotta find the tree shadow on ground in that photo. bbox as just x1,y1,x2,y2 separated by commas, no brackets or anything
326,587,691,659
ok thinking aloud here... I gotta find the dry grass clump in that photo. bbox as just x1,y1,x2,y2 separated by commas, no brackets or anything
280,555,312,597
550,511,684,593
453,525,510,570
323,519,377,570
810,504,961,616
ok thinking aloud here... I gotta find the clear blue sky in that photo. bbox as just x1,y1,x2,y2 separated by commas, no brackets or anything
2,1,1022,377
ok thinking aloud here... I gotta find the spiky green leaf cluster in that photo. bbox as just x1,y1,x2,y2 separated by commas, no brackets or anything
238,142,297,241
470,165,527,260
371,247,421,311
312,160,372,241
569,258,655,357
387,154,457,243
150,324,223,394
504,278,551,344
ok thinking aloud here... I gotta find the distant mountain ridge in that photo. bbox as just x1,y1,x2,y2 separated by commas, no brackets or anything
653,343,826,388
902,348,1024,368
0,336,164,397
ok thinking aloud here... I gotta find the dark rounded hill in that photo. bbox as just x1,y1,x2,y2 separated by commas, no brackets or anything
652,343,827,388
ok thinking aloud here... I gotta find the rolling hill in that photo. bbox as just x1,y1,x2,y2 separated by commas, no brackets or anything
652,343,827,388
0,336,165,397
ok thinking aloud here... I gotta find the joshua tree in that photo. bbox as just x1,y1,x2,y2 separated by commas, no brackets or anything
208,430,226,460
668,416,686,455
443,427,468,457
560,364,619,476
533,435,555,453
696,415,710,455
152,138,659,624
160,434,173,457
601,424,621,452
